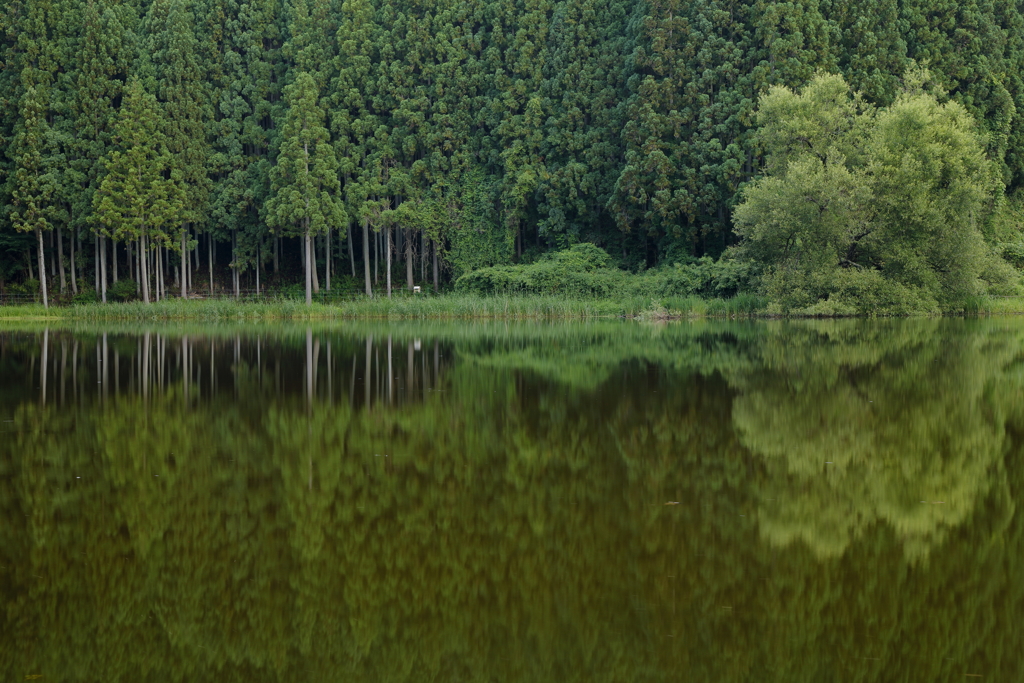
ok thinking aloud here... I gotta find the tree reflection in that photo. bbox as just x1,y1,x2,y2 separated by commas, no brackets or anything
0,320,1022,682
725,320,1021,560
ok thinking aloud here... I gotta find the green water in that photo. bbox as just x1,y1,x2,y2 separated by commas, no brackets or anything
1,319,1022,681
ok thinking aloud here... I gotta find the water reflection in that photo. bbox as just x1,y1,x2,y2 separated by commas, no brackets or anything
0,320,1022,681
0,327,453,412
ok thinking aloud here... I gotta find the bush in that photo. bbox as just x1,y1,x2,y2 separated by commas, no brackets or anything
108,278,139,302
455,245,756,301
72,288,98,304
6,278,41,301
793,269,939,317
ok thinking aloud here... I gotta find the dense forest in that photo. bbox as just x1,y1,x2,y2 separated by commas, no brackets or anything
3,0,1024,309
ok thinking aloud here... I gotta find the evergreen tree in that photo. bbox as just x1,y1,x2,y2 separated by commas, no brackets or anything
898,0,1021,185
139,0,212,298
489,0,552,260
821,0,908,104
330,0,379,296
538,0,630,251
283,0,336,294
266,71,345,304
204,0,286,296
93,78,182,304
10,84,57,307
63,0,135,297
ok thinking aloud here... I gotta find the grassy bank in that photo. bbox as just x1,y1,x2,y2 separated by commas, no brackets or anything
0,294,655,321
3,293,1023,322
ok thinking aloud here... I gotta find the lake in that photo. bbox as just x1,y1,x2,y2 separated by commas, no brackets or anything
1,318,1022,681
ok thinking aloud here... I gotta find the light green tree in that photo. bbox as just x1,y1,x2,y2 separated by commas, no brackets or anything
732,71,1015,314
266,71,345,305
93,78,182,304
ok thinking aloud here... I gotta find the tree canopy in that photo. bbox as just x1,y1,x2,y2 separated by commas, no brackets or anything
2,0,1024,305
732,71,1016,314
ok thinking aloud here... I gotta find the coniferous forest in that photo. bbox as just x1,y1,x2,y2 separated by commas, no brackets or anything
4,0,1024,311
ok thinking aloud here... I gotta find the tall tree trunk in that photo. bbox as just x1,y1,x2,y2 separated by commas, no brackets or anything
273,235,279,273
312,231,320,293
69,227,78,295
36,227,48,309
99,233,107,303
374,228,379,285
420,230,426,282
304,217,312,305
181,224,188,299
385,225,392,298
362,220,372,297
49,230,56,285
326,228,331,292
112,238,118,283
349,225,356,278
57,226,66,294
255,243,260,295
140,234,150,304
26,250,33,281
208,232,214,294
406,228,414,290
432,238,439,292
93,234,99,294
232,230,240,299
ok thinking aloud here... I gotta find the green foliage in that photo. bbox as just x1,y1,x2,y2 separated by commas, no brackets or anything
108,278,138,302
5,0,1024,305
93,78,181,247
455,244,753,300
733,71,1017,314
6,278,41,300
71,287,98,304
266,72,344,237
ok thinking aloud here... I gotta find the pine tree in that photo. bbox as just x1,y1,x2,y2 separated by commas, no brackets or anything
537,0,630,250
266,71,345,304
203,0,286,296
821,0,908,104
491,0,552,254
64,0,135,297
93,78,182,304
282,0,337,294
330,0,380,296
898,0,1019,184
3,0,66,305
10,84,57,308
607,0,692,265
139,0,212,298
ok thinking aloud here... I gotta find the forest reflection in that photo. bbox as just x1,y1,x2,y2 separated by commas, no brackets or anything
0,320,1022,682
0,327,451,411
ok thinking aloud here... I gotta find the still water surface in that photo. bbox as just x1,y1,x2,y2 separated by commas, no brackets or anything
1,319,1022,681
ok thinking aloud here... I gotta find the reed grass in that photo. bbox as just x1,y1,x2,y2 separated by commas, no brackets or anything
4,292,1022,321
0,294,651,321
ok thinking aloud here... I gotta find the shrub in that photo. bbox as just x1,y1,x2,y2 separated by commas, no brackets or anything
72,288,99,304
455,245,755,301
108,278,139,302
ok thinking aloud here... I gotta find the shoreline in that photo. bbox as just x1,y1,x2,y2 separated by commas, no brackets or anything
1,294,1023,321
